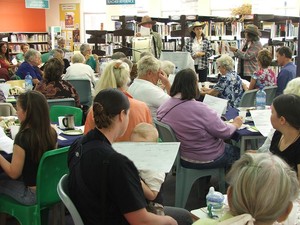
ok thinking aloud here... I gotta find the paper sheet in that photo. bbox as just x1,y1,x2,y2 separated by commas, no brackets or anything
139,26,150,36
0,127,13,154
112,142,180,172
203,95,228,117
249,109,272,137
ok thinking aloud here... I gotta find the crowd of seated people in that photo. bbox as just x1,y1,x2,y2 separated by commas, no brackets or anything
1,38,300,225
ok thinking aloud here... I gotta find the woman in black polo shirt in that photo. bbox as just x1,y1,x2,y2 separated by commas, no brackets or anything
68,88,177,225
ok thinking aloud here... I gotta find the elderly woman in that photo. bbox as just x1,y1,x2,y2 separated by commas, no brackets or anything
63,53,96,91
193,153,299,225
202,54,244,108
16,48,43,85
34,58,80,107
157,68,243,170
80,43,99,73
229,24,263,81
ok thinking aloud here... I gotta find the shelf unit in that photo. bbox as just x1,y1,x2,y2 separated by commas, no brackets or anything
0,32,49,56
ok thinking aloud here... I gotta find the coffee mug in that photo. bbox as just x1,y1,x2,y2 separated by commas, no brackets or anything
58,114,75,130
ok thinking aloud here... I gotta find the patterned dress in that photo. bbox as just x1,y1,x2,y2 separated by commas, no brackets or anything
213,71,244,107
252,68,277,88
34,79,81,107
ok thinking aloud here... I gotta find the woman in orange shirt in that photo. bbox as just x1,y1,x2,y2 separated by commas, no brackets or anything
84,60,152,141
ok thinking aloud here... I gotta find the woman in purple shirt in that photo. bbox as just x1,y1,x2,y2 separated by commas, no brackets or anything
157,69,243,169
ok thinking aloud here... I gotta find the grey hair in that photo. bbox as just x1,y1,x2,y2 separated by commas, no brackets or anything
226,153,299,223
71,53,85,64
122,58,133,70
160,60,175,75
80,43,91,55
50,48,64,58
140,51,153,60
284,77,300,96
111,51,126,60
24,48,41,63
216,54,235,72
137,55,161,78
94,60,130,96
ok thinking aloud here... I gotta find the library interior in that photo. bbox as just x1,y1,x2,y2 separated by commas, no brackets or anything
0,0,300,225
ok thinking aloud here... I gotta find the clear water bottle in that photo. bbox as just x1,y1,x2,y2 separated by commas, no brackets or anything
24,72,33,91
206,186,224,218
256,85,266,110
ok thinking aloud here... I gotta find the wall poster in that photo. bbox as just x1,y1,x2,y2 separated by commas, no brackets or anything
59,3,80,51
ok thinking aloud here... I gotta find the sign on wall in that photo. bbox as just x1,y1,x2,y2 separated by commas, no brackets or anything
106,0,135,5
25,0,49,9
59,3,81,51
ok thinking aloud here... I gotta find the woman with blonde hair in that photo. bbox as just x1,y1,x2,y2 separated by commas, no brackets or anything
84,60,152,141
193,153,299,225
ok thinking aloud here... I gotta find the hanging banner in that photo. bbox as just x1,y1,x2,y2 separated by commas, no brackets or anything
25,0,49,9
59,3,80,51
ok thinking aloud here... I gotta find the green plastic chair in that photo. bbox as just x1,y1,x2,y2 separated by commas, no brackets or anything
0,146,69,225
50,105,83,126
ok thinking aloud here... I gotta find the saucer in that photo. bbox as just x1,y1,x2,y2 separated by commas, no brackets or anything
62,129,83,136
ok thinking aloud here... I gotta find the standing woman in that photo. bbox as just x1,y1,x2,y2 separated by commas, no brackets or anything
229,24,263,81
185,22,212,82
0,91,57,205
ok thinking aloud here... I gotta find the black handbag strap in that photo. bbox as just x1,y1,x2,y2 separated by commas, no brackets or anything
158,100,188,122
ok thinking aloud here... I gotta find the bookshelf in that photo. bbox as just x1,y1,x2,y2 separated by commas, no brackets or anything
4,32,49,55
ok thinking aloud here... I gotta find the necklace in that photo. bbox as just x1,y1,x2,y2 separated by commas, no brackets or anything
278,131,300,151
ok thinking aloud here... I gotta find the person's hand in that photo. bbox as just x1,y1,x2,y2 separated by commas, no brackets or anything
246,150,257,153
229,46,237,52
165,216,178,225
84,53,90,61
93,54,99,61
196,52,205,57
232,116,243,129
135,32,142,37
158,71,171,93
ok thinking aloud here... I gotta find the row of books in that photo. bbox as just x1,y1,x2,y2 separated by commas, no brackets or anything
263,21,299,38
9,43,49,53
10,34,48,43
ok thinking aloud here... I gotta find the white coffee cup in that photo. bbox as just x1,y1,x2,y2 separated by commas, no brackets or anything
10,125,20,140
58,116,67,130
239,110,247,123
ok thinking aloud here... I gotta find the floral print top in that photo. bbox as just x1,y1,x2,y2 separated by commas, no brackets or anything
213,71,244,108
35,80,81,107
252,68,277,88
